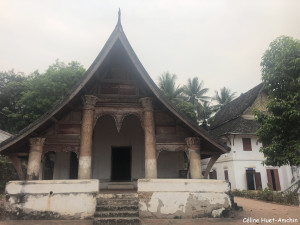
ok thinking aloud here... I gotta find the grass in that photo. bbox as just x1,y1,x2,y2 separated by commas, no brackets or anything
232,188,299,206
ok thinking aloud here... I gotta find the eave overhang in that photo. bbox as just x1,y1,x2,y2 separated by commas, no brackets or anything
0,21,229,154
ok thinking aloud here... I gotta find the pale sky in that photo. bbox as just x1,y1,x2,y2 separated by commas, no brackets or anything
1,0,300,96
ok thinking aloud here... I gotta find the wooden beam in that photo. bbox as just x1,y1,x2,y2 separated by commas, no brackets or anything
203,153,221,179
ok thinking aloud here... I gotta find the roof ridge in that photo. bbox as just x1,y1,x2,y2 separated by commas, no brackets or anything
210,83,264,129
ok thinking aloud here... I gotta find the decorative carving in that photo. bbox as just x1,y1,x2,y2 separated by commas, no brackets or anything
185,137,201,148
93,107,144,132
113,113,125,133
82,95,98,110
140,97,153,111
156,143,186,152
43,144,79,156
29,137,46,147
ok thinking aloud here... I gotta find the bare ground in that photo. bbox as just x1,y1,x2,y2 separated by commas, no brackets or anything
0,197,299,225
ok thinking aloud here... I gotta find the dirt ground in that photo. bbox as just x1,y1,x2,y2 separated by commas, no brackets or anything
0,197,299,225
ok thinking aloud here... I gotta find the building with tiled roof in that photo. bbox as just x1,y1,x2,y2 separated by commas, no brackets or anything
202,84,300,191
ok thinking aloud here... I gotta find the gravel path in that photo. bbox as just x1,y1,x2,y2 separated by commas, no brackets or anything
0,197,299,225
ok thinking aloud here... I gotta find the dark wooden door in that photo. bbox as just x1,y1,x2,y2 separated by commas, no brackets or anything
255,172,262,190
246,170,255,190
267,169,281,191
111,147,131,181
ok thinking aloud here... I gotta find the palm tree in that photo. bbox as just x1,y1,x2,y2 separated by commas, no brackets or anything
158,72,183,103
197,101,215,129
183,77,210,108
214,87,236,110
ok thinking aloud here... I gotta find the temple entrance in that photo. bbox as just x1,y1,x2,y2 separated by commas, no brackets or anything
111,146,132,181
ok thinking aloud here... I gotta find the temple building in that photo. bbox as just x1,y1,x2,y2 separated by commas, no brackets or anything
1,12,233,220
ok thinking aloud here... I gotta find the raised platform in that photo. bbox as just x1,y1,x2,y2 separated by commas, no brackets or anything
5,179,99,219
138,179,234,218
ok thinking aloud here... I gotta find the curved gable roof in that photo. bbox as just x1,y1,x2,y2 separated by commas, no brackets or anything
0,18,229,154
210,83,264,132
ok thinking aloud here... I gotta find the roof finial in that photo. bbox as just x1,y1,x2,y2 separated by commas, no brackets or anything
117,8,121,26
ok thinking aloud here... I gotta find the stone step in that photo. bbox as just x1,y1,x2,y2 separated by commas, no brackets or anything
107,184,135,190
94,210,139,218
97,193,138,199
97,198,138,206
93,217,141,225
96,204,138,211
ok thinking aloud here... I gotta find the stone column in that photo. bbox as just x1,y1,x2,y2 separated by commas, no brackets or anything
140,97,157,178
78,95,97,179
27,137,45,180
186,137,202,179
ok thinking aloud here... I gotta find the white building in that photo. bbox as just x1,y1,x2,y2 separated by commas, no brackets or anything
202,84,300,191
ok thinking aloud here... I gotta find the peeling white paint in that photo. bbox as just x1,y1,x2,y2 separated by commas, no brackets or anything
5,179,99,219
79,156,91,169
138,179,232,218
138,179,230,192
147,192,189,214
212,207,225,218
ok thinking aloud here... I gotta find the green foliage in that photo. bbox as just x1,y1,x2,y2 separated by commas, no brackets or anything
0,156,18,193
232,188,299,206
157,73,227,125
213,87,236,111
197,101,215,128
158,72,197,122
158,72,183,104
174,101,197,122
0,60,85,133
0,71,28,132
256,36,300,166
183,77,210,108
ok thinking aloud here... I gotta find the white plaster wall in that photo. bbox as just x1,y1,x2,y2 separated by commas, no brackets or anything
92,115,145,181
5,180,99,219
231,135,264,161
138,179,232,218
53,152,70,179
157,151,185,178
203,134,296,191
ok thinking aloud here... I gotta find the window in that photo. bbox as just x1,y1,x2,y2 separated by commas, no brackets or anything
224,170,229,181
209,170,217,179
266,169,281,191
242,138,252,151
246,169,262,190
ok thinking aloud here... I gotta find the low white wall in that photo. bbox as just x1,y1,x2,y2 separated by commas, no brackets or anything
138,179,233,218
5,179,99,219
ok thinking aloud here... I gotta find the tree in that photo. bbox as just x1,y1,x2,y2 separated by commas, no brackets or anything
175,101,197,122
183,77,210,108
158,72,197,122
213,87,236,111
0,70,28,132
196,101,215,129
0,60,85,133
256,36,300,166
158,72,183,104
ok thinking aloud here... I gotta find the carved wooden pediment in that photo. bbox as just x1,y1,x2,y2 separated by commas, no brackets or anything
93,106,143,133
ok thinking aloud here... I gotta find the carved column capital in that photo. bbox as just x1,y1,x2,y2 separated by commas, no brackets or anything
185,137,201,150
82,95,98,110
140,97,153,111
29,137,46,148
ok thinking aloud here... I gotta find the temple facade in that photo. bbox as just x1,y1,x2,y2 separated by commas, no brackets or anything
1,14,233,219
0,16,228,186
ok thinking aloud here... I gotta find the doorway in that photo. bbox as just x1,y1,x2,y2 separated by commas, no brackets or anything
111,146,132,181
